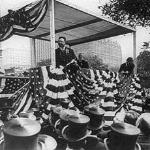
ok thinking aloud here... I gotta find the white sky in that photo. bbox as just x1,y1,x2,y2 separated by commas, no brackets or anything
0,0,150,62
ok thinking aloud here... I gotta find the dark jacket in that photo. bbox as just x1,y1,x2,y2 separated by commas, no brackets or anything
55,47,76,68
77,60,89,69
119,62,135,76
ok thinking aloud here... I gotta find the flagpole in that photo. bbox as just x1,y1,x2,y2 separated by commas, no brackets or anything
49,0,56,68
30,38,36,67
133,31,137,74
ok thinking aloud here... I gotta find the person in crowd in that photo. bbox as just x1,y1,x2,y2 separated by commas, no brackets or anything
124,110,140,126
55,36,77,68
136,113,150,150
84,122,140,150
77,53,89,69
119,57,135,77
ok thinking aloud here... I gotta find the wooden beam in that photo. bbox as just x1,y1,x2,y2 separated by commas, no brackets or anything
49,0,56,67
30,38,36,67
133,31,137,74
35,18,102,38
67,26,131,46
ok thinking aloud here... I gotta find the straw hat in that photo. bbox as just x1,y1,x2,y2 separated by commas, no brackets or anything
105,122,140,150
62,113,91,142
84,105,105,130
2,118,57,150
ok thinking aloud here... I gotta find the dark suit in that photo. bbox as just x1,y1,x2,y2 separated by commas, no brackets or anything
55,47,76,68
119,62,135,76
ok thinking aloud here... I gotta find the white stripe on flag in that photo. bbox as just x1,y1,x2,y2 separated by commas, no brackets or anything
67,87,75,95
46,90,53,97
0,94,13,98
23,93,32,112
57,91,68,99
90,69,95,80
96,70,101,79
41,66,49,89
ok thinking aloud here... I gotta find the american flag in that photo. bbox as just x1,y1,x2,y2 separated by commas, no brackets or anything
8,63,139,124
0,77,29,114
10,82,30,115
0,77,29,97
9,67,45,117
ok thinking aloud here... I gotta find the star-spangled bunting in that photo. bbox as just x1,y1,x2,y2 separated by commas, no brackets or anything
0,77,29,98
7,62,145,124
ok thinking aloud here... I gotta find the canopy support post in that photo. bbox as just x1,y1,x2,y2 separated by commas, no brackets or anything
30,38,36,67
49,0,56,67
133,31,137,74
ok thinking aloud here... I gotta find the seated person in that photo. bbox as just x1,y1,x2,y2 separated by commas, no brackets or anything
77,53,89,69
119,57,135,77
136,113,150,150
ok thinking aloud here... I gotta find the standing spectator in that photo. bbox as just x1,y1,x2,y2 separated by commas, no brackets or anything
77,53,89,69
55,36,77,68
119,57,135,77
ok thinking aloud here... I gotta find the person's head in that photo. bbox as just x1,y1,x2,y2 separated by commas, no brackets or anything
136,113,150,136
124,110,140,126
78,53,83,60
126,57,133,64
58,36,66,48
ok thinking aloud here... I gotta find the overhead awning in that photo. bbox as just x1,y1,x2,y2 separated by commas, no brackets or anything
14,0,135,46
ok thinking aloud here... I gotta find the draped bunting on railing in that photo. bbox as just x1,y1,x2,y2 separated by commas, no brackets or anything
7,64,122,122
6,63,145,123
0,0,48,41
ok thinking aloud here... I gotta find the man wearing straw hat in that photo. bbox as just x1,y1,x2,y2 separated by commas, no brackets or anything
0,118,57,150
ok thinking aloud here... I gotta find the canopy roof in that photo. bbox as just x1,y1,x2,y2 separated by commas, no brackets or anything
15,0,135,46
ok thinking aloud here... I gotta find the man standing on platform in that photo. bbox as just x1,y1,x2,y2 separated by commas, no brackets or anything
55,36,77,68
